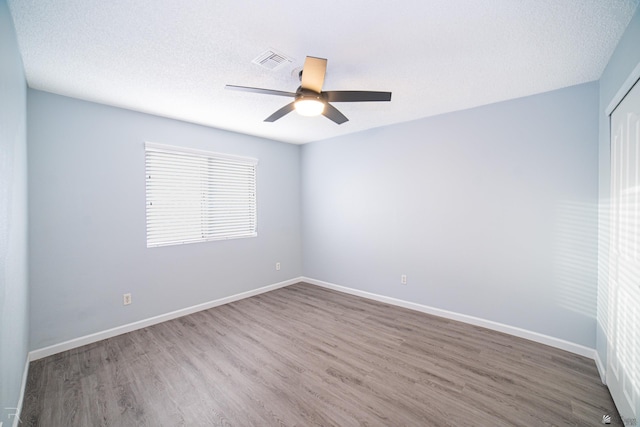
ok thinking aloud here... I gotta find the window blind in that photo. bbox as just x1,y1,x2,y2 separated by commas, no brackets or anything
145,142,257,247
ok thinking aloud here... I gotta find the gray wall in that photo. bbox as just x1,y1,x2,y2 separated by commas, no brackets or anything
28,90,302,350
302,82,599,348
0,0,29,420
596,7,640,368
19,5,640,364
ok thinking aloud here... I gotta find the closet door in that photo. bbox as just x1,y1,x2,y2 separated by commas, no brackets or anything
608,78,640,424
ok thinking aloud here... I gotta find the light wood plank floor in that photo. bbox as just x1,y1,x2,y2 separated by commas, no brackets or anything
21,282,621,426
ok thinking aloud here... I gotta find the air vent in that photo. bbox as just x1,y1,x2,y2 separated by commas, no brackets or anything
252,49,293,71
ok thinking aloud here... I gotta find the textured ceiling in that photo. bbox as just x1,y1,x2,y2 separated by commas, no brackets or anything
7,0,639,144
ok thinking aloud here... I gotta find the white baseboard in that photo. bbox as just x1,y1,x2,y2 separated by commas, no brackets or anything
13,356,29,427
29,277,303,361
595,350,607,384
29,275,598,363
302,277,597,360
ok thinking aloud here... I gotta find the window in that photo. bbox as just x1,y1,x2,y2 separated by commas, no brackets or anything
145,142,257,247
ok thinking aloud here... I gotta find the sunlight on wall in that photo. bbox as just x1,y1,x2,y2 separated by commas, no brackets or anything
554,200,598,318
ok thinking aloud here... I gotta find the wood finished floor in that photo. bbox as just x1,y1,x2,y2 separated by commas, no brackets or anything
21,282,621,426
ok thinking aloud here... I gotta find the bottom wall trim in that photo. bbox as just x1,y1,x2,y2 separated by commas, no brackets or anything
595,350,607,384
28,277,302,361
13,356,29,427
29,276,597,363
302,277,597,360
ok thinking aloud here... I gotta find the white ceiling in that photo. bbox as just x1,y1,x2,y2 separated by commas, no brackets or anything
7,0,639,144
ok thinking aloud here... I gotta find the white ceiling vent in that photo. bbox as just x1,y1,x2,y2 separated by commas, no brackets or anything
252,49,293,71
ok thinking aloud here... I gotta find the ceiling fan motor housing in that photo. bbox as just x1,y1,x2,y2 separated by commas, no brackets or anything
296,87,324,102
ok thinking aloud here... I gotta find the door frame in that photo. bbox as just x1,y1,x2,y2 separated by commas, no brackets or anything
606,62,640,116
605,61,640,423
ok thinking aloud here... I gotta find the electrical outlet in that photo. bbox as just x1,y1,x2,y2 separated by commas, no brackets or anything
123,293,132,305
401,274,407,285
276,262,281,271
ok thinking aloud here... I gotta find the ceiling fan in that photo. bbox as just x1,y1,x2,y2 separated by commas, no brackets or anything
226,56,392,124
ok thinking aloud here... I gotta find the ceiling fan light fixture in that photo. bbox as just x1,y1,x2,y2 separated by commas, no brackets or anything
294,98,325,117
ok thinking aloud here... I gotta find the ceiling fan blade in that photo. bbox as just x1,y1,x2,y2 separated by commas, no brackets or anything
322,103,349,125
324,91,392,102
301,56,327,93
264,102,296,122
225,85,296,97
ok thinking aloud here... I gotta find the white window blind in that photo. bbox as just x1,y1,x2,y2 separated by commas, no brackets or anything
145,142,257,247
